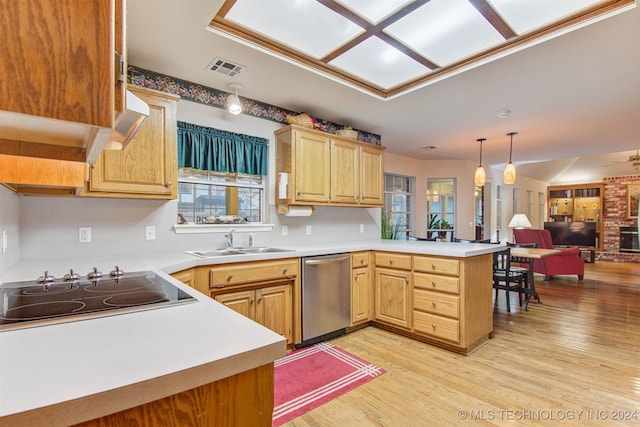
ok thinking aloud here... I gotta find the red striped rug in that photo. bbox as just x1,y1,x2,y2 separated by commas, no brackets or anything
273,342,386,426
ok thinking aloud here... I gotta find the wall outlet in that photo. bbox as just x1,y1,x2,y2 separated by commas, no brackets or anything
145,225,156,241
306,225,312,235
2,229,7,254
79,227,92,243
360,224,365,233
281,225,288,236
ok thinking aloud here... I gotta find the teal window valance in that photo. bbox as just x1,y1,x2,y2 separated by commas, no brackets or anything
177,121,268,175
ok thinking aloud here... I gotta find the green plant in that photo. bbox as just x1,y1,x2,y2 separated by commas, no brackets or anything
381,211,405,239
438,219,452,229
427,214,439,230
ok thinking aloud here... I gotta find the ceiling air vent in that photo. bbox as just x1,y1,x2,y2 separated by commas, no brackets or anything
206,57,246,77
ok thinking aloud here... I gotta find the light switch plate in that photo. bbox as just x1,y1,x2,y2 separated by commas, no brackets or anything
2,229,7,254
281,225,288,236
306,225,312,235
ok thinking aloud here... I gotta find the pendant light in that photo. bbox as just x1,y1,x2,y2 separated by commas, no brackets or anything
474,138,486,186
503,131,517,184
227,83,244,115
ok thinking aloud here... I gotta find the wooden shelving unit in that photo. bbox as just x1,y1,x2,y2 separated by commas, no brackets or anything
547,183,603,250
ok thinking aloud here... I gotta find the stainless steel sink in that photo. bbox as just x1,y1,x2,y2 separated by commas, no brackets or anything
186,247,295,258
234,247,294,253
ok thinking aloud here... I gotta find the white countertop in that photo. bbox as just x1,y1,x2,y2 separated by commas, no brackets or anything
0,240,502,425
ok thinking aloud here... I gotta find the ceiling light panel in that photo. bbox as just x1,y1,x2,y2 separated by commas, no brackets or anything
329,36,430,89
336,0,413,24
225,0,364,59
385,0,505,66
488,0,605,34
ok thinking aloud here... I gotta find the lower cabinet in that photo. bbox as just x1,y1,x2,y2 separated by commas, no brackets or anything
215,284,292,343
170,268,194,288
374,252,412,329
208,258,300,345
371,251,493,354
350,251,371,326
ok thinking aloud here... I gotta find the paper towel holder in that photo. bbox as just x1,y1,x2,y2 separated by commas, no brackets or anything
278,205,316,216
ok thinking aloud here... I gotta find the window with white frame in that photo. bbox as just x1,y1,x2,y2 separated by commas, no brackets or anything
177,169,264,224
383,173,414,239
427,178,455,239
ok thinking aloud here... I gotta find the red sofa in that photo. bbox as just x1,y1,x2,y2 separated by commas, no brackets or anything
513,228,584,281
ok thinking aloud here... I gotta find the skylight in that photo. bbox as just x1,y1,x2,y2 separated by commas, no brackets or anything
209,0,635,99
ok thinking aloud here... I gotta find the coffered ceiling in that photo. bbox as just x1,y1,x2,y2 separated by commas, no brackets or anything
127,0,640,184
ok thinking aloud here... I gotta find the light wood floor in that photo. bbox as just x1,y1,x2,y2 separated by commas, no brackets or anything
284,261,640,426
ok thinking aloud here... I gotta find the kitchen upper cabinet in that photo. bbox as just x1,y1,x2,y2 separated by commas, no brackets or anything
275,125,384,210
0,0,125,165
331,139,359,204
82,86,179,199
359,145,384,205
294,131,331,203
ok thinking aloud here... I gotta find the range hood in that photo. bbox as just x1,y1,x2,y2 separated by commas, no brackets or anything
104,90,150,150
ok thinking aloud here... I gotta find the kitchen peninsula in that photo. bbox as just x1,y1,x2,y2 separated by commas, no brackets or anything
0,241,500,426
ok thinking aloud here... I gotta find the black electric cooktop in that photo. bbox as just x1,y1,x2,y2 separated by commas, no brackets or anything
0,269,196,331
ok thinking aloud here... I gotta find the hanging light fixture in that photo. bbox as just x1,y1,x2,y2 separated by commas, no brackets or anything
474,137,487,186
227,83,244,115
503,131,518,184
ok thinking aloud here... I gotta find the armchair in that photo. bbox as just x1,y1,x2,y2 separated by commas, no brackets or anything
513,229,584,281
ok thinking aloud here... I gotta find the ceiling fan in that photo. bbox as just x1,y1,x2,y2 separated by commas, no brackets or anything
602,149,640,170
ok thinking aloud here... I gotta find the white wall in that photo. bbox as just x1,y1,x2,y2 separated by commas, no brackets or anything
0,186,21,274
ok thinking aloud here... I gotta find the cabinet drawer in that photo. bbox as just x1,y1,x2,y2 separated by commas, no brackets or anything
413,256,459,276
414,289,459,318
351,252,369,268
375,252,412,270
413,272,460,294
210,259,298,288
414,311,459,342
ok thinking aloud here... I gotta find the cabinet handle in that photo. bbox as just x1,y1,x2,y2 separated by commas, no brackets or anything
283,267,288,274
431,281,437,287
389,259,394,265
165,181,172,187
297,191,301,196
257,292,263,302
432,301,437,307
226,274,233,281
360,259,364,264
431,264,436,270
432,324,436,329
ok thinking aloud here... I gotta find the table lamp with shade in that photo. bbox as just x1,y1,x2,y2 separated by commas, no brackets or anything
508,213,532,229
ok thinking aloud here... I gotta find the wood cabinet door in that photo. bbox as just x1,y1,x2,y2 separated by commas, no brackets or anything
374,267,411,328
294,131,330,203
255,284,293,343
351,266,370,325
215,290,255,320
171,269,194,288
359,145,384,206
87,87,178,199
330,139,359,204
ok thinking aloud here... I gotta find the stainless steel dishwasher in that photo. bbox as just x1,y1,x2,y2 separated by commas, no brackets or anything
300,253,351,347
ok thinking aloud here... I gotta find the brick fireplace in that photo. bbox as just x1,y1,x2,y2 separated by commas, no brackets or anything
599,175,640,263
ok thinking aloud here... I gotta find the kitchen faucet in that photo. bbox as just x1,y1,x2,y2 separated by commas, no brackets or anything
225,229,236,248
